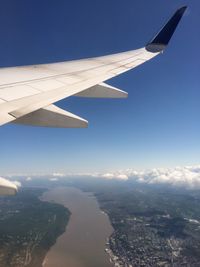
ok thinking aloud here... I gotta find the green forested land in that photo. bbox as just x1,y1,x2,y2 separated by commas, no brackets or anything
0,188,70,267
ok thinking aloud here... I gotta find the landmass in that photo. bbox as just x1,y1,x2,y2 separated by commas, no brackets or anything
95,185,200,267
3,176,200,267
0,188,70,267
74,179,200,267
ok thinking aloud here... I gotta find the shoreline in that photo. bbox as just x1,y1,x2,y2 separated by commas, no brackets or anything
41,186,114,267
95,201,121,267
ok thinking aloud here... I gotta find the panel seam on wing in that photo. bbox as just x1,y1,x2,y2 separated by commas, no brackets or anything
0,52,145,89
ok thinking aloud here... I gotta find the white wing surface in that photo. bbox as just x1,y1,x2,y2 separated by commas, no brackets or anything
75,83,128,98
0,177,18,196
0,7,187,128
14,104,88,128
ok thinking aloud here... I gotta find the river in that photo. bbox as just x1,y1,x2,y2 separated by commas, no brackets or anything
41,187,114,267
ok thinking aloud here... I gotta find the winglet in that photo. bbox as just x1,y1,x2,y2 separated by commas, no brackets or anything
146,6,187,53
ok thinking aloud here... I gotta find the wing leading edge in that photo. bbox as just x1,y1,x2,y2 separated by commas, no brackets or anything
0,6,187,128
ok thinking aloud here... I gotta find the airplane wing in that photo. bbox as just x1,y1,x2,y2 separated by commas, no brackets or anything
0,177,18,195
0,6,187,128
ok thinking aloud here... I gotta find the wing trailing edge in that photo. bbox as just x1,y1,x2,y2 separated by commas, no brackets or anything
13,104,88,128
75,83,128,98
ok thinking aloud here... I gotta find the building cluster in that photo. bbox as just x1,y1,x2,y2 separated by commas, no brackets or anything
104,213,200,267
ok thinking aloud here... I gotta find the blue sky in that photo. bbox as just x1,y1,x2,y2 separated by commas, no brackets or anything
0,0,199,175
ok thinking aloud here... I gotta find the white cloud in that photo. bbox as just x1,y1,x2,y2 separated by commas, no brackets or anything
125,165,200,189
3,164,200,189
116,174,129,180
101,172,128,181
49,178,58,182
102,173,115,179
26,177,32,181
52,172,65,177
92,165,200,189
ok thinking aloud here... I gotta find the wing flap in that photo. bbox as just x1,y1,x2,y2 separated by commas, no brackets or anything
13,104,88,128
75,83,128,98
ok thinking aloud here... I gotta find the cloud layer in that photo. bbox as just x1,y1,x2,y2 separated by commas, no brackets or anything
46,165,200,189
4,165,200,190
101,173,128,181
100,165,200,189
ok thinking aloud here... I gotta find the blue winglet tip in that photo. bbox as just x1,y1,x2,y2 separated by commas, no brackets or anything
146,6,187,53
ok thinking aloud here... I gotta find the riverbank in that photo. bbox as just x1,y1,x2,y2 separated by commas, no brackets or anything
41,187,114,267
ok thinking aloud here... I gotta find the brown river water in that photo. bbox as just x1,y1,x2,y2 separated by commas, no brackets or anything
41,187,114,267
